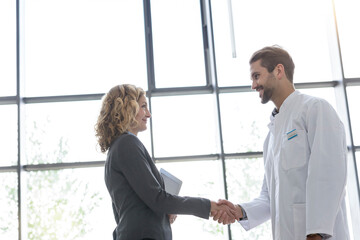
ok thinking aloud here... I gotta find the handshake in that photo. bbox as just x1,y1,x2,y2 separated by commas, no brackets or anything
168,199,244,225
210,199,244,225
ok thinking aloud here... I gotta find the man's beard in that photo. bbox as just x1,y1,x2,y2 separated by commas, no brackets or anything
261,74,276,104
261,86,273,104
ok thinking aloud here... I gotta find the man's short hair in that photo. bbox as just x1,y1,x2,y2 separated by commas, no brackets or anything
249,45,295,83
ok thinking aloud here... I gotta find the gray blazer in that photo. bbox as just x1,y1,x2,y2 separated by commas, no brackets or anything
105,132,211,240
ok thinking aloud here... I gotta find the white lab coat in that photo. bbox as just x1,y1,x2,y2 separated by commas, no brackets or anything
239,91,350,240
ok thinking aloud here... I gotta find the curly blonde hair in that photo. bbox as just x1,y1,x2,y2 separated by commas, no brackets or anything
95,84,145,153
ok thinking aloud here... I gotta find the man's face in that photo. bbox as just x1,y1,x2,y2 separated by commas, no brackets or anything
250,60,276,104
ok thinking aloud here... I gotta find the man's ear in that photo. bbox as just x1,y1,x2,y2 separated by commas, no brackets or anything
274,63,285,80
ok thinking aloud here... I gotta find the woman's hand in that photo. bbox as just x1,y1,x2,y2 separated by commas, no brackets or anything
210,200,237,224
168,214,177,224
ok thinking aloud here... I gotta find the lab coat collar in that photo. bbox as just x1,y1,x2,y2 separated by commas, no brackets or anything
278,90,299,115
268,90,300,131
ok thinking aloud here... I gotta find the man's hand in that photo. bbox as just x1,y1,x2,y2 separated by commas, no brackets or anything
211,199,243,224
210,200,236,225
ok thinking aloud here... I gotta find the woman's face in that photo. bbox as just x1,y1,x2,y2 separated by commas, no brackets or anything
128,95,151,136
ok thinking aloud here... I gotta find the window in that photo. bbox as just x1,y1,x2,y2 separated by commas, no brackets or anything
156,160,228,240
151,94,219,157
334,0,360,78
211,0,333,86
226,158,271,239
301,88,336,109
26,167,113,239
0,172,18,240
151,0,206,88
0,0,16,96
347,87,360,145
0,105,17,166
24,0,147,96
220,92,273,153
357,152,360,184
25,101,103,164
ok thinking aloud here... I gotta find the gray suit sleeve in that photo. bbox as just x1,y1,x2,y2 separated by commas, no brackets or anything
111,135,211,219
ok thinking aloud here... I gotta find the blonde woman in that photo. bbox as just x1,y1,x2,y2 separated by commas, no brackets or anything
95,84,235,240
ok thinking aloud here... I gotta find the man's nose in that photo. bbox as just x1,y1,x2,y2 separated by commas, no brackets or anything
251,81,257,90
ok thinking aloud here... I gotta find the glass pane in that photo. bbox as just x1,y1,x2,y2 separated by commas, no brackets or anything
156,160,228,240
300,88,336,110
151,0,206,88
26,167,114,240
25,0,147,96
345,186,355,240
151,95,219,157
25,101,104,164
0,105,17,166
25,100,152,164
220,88,336,154
0,172,18,240
335,0,360,78
347,86,360,145
0,0,16,96
356,152,360,185
226,158,272,239
211,0,333,86
220,92,274,153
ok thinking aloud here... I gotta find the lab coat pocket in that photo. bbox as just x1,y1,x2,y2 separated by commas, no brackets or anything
293,203,306,240
281,129,307,170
